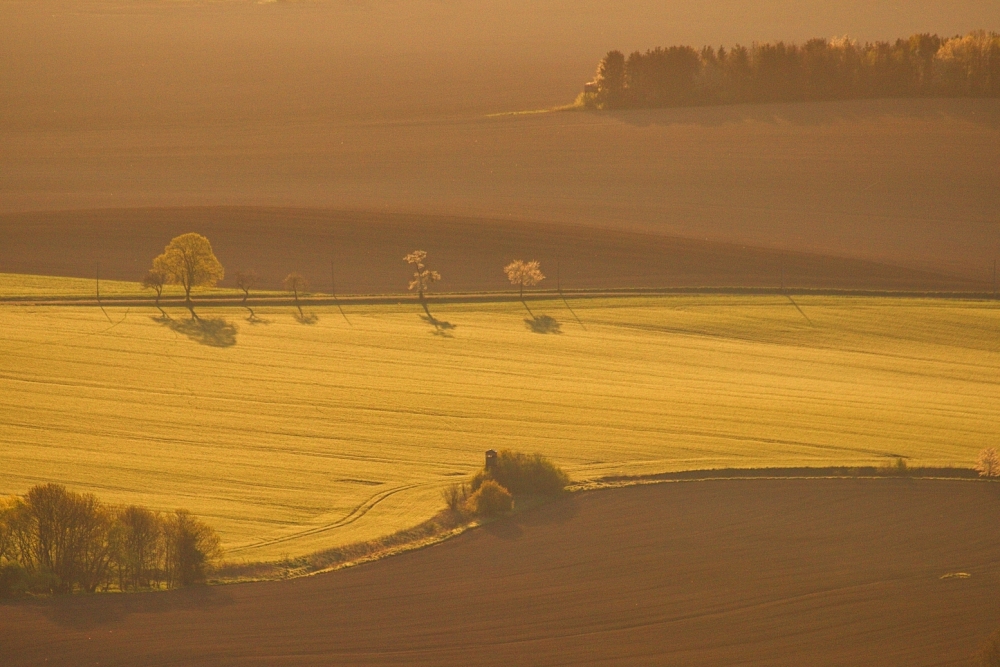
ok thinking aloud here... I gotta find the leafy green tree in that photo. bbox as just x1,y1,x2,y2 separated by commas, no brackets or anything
152,233,224,318
164,510,221,587
594,50,626,108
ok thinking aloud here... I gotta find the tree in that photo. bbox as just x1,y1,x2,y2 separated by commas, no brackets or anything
283,273,308,317
152,233,224,318
142,269,167,316
234,270,259,320
594,50,626,108
975,448,1000,477
163,510,221,587
404,250,441,300
504,260,545,299
111,506,163,591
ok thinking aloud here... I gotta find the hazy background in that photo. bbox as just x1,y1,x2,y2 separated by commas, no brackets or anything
1,0,998,282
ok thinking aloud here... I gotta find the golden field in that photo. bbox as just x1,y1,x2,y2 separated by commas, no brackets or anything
2,279,998,561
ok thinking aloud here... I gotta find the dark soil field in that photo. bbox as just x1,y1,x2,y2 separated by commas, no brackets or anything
3,479,999,666
2,1,998,284
0,207,982,294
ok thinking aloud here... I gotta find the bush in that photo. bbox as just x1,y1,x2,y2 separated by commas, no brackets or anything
471,451,570,497
976,448,1000,477
464,480,513,518
442,483,470,514
0,562,58,598
878,457,909,476
979,628,1000,667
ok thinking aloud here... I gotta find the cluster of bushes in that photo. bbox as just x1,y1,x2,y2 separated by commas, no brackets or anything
584,31,1000,110
0,483,221,597
443,451,570,518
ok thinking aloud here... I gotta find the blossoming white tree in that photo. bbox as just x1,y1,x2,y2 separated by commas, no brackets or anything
504,260,545,299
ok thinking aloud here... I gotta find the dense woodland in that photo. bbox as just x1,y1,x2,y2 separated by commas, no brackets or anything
583,31,1000,109
0,484,221,596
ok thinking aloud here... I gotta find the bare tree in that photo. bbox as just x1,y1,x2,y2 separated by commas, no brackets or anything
152,233,225,319
283,273,308,318
142,269,168,317
233,270,259,320
976,448,1000,477
504,260,545,299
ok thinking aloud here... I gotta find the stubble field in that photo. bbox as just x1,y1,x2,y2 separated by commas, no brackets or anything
2,282,998,561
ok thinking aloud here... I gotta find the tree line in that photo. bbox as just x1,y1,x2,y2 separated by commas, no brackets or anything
583,30,1000,110
0,483,221,597
142,233,552,317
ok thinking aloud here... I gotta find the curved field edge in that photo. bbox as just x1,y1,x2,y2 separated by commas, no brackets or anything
212,466,988,585
2,293,998,561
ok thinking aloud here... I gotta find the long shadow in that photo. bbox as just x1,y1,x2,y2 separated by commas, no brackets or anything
521,300,562,334
161,316,238,347
419,299,456,336
558,293,587,330
294,312,319,325
785,294,815,327
3,584,235,631
606,97,1000,130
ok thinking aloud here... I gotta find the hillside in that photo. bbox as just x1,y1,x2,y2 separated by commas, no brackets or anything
1,1,998,279
2,293,998,560
3,480,999,665
0,208,983,295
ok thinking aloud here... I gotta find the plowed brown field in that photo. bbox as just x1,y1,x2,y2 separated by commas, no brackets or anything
3,479,999,666
3,1,999,282
0,207,982,294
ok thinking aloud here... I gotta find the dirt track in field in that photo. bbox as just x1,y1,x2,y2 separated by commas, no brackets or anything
0,207,983,294
3,479,999,666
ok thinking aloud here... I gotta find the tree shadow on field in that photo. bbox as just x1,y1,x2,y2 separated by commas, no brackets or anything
525,314,562,334
294,312,319,325
161,316,238,347
521,301,561,334
4,584,234,631
419,314,456,337
484,493,581,542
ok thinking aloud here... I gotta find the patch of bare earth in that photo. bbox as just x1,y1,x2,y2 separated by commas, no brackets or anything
0,207,980,294
3,479,999,666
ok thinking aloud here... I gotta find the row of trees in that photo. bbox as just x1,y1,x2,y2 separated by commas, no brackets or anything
584,31,1000,109
0,484,221,596
142,235,552,316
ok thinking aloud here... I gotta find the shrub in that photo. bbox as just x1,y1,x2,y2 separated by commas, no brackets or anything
878,457,909,476
979,628,1000,667
471,451,570,497
464,480,513,518
0,562,60,598
442,483,470,514
976,448,1000,478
